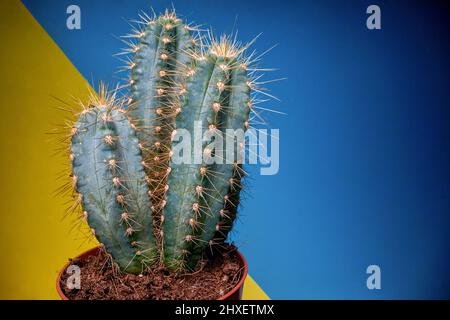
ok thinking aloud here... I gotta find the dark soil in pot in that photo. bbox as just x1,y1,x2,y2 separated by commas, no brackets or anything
59,246,246,300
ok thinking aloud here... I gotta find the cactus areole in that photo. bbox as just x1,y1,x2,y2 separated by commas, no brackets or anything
61,10,269,299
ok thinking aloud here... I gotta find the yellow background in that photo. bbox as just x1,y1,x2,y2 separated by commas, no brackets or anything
0,0,268,299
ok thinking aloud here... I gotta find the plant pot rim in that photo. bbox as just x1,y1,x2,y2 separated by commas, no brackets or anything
56,245,248,300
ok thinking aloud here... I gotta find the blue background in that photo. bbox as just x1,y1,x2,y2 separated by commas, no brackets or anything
22,0,450,299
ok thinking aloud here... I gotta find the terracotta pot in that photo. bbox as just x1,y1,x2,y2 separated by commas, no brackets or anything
56,246,248,300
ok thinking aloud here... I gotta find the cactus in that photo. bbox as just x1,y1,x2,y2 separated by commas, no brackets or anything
67,11,266,274
199,62,251,249
126,10,196,258
163,38,252,270
70,86,157,273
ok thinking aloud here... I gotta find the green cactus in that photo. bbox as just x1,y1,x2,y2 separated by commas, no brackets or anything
198,66,251,253
68,11,260,274
162,41,251,270
70,87,157,273
127,10,196,258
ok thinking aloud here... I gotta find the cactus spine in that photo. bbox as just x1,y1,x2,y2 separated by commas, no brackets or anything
66,11,268,274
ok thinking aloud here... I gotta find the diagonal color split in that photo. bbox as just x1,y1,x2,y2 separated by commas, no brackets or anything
0,0,268,300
